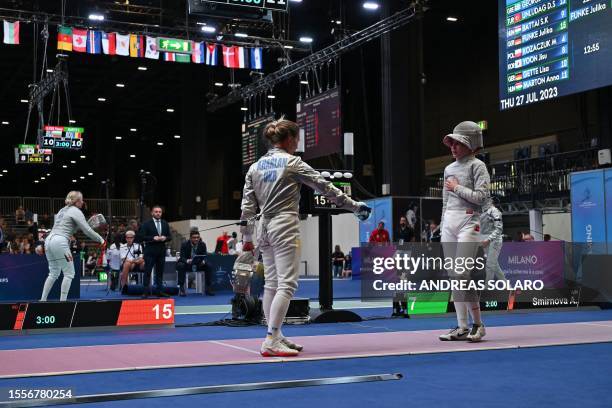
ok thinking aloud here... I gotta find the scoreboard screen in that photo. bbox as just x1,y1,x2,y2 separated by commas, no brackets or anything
1,299,175,332
242,115,273,173
296,88,342,160
43,125,84,150
14,144,53,164
499,0,612,110
312,179,352,210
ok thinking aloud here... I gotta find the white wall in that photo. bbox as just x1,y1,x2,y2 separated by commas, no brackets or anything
543,213,572,242
171,214,361,277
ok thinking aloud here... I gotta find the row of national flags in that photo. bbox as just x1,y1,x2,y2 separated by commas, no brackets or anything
56,26,263,69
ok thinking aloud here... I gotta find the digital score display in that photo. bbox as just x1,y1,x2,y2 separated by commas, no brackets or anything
499,0,612,110
14,144,53,164
0,299,174,332
242,115,273,173
312,180,352,211
43,126,84,150
296,88,342,160
190,0,288,12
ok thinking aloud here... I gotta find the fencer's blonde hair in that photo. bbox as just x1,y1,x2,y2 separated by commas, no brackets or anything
264,117,299,144
65,191,83,206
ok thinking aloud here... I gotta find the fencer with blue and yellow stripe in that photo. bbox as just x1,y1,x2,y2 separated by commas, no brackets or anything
241,146,362,301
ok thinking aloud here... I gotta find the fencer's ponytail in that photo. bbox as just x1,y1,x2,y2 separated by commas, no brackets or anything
264,118,299,145
65,191,83,206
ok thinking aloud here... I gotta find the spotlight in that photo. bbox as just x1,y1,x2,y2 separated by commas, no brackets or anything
174,135,181,139
20,99,28,103
129,154,136,158
299,36,313,43
157,142,164,146
130,128,137,132
166,108,175,113
88,14,104,21
214,82,224,87
97,97,106,102
138,66,148,71
202,26,216,33
267,95,276,99
447,16,458,22
235,33,248,38
69,120,76,124
116,83,125,88
363,2,379,10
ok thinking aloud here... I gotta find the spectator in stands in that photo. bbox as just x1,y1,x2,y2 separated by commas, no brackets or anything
514,232,524,242
331,245,345,278
85,249,99,275
107,234,123,291
369,222,390,244
24,208,34,222
177,230,212,296
215,231,230,254
522,233,535,241
427,220,441,242
343,252,352,278
406,203,418,229
396,216,415,244
227,231,238,255
544,234,551,241
120,230,144,292
15,206,25,225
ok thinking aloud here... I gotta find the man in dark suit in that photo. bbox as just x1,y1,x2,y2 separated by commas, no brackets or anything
138,205,172,298
176,230,214,297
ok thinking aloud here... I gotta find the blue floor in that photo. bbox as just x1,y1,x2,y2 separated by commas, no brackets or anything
2,343,611,408
2,309,611,351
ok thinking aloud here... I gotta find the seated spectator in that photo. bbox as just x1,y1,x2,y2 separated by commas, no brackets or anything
369,222,390,244
177,230,212,296
227,232,238,255
85,250,99,275
343,252,352,278
15,206,25,225
107,234,124,291
544,234,551,241
120,230,145,292
396,216,415,244
427,220,441,242
24,208,34,222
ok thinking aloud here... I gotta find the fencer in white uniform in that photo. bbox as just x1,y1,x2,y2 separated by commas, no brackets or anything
480,198,506,282
40,191,105,301
438,121,491,342
240,119,371,357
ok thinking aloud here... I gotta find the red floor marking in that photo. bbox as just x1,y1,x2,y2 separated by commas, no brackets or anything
1,320,611,379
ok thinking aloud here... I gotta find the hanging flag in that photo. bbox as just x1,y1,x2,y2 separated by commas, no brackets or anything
57,26,73,51
205,43,218,66
164,52,175,62
222,45,237,68
129,34,144,58
250,47,263,70
145,36,159,59
3,20,19,45
176,53,190,63
86,30,102,54
192,42,205,64
72,28,87,52
116,33,130,56
101,32,116,55
235,46,249,69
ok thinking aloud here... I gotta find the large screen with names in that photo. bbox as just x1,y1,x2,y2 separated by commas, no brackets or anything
499,0,612,110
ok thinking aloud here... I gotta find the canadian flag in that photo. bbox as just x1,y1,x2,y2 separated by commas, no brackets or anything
72,28,87,52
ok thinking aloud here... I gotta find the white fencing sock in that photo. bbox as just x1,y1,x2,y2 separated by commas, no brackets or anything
60,277,73,301
266,291,291,340
455,302,469,330
40,276,58,301
469,302,482,325
263,287,276,323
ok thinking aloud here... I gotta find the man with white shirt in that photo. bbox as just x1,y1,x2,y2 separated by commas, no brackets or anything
120,230,145,292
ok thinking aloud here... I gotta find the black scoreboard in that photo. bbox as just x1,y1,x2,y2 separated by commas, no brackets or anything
14,144,53,165
0,299,175,332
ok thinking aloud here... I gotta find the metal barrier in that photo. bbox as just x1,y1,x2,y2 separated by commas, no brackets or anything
423,148,599,201
0,197,23,215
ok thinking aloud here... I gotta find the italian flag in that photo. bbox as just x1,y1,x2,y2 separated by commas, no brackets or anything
57,26,73,51
3,20,19,45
